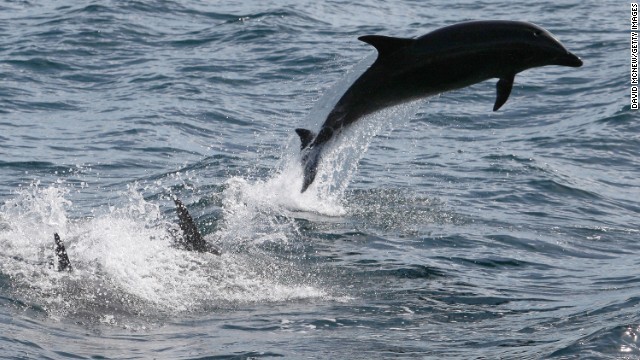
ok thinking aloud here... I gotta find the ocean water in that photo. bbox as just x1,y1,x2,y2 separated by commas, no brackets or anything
0,0,637,358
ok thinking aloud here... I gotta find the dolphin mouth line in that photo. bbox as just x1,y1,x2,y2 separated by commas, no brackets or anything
559,51,583,67
561,52,584,67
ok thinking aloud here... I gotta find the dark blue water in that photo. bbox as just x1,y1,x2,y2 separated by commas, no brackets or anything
1,1,638,358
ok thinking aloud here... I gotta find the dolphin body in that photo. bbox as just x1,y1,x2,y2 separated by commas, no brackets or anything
295,20,583,192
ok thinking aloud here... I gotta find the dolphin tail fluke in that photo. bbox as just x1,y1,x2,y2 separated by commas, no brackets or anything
54,233,72,272
295,128,316,150
493,74,515,111
300,146,322,193
174,198,221,255
296,128,320,192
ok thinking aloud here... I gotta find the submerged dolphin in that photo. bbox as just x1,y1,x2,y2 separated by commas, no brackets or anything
295,20,583,192
52,198,220,271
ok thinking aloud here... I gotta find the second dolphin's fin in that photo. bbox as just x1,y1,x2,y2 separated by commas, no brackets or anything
54,233,72,272
174,198,221,255
295,128,316,150
493,74,515,111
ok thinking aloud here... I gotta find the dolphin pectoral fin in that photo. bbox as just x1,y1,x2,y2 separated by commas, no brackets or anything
358,35,414,59
174,198,221,255
54,233,72,272
295,128,316,150
493,74,515,111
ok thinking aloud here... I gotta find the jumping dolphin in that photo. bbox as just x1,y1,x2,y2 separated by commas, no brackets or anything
295,20,583,192
52,198,220,271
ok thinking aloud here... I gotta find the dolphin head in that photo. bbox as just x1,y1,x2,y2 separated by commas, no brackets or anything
511,21,583,68
484,21,582,68
415,20,583,71
424,21,583,111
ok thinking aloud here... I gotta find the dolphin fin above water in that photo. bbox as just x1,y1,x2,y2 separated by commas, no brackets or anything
494,74,515,111
173,198,221,255
54,233,72,272
357,35,414,60
295,128,316,150
51,198,220,272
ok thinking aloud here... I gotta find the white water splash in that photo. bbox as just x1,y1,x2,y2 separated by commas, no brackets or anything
218,52,427,220
0,182,327,324
0,53,427,325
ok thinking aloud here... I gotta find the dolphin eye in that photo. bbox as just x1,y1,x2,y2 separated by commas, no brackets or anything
533,30,541,37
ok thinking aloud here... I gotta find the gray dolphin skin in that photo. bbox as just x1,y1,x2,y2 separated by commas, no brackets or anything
295,20,583,192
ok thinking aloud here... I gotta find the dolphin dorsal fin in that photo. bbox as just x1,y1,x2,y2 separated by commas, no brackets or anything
173,198,221,255
295,128,316,150
54,233,72,271
358,35,413,59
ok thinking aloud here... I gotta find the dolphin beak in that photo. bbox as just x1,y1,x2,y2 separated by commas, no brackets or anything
556,51,583,67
